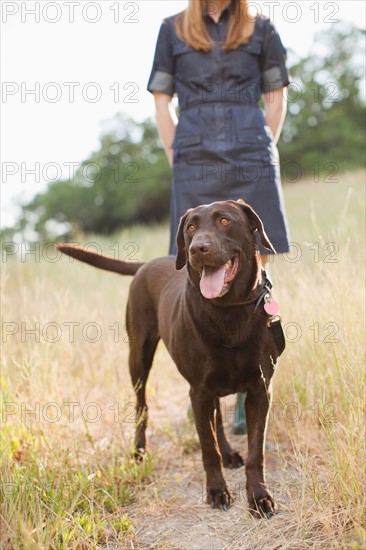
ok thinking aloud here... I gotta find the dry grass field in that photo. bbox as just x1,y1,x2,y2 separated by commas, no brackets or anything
1,169,365,549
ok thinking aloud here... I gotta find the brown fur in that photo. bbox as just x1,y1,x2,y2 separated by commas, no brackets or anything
57,199,280,517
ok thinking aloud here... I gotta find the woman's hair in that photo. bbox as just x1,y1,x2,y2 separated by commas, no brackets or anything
175,0,255,52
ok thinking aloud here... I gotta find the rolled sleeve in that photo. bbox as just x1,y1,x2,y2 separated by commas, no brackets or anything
147,20,175,96
148,70,174,96
261,20,290,93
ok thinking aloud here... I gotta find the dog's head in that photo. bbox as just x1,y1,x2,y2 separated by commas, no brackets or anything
175,199,275,300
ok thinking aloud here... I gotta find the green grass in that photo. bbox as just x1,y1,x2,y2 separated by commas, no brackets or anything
1,169,365,548
0,396,151,548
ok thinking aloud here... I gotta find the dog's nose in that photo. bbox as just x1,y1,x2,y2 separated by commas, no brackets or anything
190,241,211,256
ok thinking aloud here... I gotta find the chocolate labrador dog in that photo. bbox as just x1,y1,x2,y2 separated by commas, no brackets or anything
57,199,285,518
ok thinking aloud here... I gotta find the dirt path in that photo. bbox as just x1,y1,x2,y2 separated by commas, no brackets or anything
128,445,293,550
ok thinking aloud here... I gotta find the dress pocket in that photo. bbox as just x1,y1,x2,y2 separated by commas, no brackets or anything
229,38,262,79
236,128,271,162
172,131,202,164
173,41,208,79
237,38,262,55
173,132,202,148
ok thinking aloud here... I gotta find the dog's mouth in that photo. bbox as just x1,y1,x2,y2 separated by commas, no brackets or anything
199,255,239,299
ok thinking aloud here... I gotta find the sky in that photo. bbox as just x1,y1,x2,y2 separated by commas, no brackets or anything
1,0,365,228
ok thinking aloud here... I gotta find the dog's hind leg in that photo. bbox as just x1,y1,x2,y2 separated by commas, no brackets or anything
214,398,245,469
126,300,159,455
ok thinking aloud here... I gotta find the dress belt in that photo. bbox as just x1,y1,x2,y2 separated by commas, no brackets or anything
179,99,259,111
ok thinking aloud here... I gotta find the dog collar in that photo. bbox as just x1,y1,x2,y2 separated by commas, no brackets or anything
208,268,275,310
217,268,286,356
260,269,285,356
253,269,279,316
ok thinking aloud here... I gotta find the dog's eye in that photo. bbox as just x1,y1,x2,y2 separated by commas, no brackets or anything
220,218,230,225
186,224,195,233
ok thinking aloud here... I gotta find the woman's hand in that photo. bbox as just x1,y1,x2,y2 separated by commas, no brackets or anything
153,92,177,167
263,87,287,145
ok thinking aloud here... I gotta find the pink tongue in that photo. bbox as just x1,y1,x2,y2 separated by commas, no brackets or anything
200,265,226,299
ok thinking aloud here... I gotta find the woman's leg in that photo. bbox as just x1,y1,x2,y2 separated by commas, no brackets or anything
232,392,247,434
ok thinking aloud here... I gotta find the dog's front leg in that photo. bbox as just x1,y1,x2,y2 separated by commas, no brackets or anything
189,387,233,511
245,383,276,518
215,397,245,469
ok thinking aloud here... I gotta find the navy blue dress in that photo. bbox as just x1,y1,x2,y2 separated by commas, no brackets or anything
148,10,290,255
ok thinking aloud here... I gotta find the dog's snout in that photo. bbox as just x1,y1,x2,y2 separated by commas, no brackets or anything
190,241,211,256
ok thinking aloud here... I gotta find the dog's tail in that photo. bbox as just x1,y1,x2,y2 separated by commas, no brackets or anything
56,244,143,276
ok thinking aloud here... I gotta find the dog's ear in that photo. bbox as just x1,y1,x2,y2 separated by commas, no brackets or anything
175,211,190,270
236,199,276,253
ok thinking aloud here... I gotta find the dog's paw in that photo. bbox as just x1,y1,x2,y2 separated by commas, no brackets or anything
222,450,245,469
132,446,147,462
248,488,277,519
207,485,234,511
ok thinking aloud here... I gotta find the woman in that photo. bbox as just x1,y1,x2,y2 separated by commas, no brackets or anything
148,0,290,432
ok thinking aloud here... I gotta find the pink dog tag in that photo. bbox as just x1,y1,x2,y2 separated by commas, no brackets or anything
264,299,279,316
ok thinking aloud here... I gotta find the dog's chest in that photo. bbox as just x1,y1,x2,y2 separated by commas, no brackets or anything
172,327,274,395
206,344,270,392
200,310,267,349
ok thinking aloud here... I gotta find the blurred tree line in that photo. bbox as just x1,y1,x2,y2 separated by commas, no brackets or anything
3,22,365,241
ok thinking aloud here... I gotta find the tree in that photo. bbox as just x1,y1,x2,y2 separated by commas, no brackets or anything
279,22,365,182
14,114,171,240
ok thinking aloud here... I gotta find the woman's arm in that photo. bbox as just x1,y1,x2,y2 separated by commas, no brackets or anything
154,92,178,167
263,87,287,145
